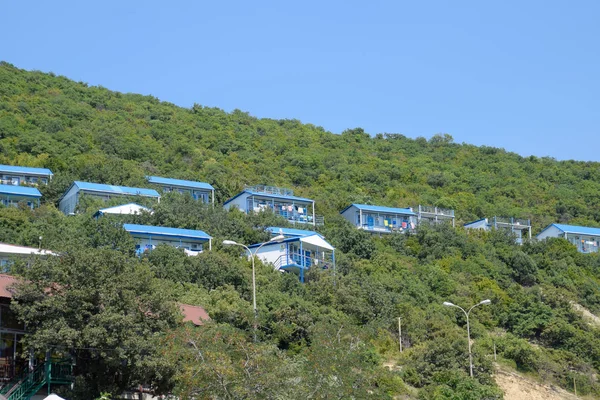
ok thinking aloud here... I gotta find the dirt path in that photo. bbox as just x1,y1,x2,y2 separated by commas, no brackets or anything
494,366,579,400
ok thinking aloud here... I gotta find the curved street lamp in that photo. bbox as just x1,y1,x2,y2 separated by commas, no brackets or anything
443,299,491,377
223,234,285,342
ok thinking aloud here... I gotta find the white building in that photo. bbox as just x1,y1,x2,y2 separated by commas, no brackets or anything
250,228,335,282
59,181,160,215
464,217,532,244
536,224,600,253
0,242,56,271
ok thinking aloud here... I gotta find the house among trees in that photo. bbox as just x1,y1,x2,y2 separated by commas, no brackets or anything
123,224,212,256
536,223,600,253
224,185,322,226
0,164,53,186
0,243,55,271
146,176,215,204
0,184,42,209
58,181,160,215
340,204,417,233
251,227,335,282
416,205,456,227
464,217,532,244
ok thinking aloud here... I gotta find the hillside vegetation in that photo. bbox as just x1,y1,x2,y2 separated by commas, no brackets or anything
1,62,600,399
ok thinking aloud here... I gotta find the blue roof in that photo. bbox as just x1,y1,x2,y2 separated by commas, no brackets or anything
0,164,53,176
74,181,160,197
146,176,214,191
341,203,416,216
267,227,324,238
546,223,600,237
224,190,314,206
0,184,42,197
123,224,212,240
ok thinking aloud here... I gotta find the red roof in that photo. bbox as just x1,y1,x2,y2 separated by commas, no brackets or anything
0,274,18,299
180,303,210,326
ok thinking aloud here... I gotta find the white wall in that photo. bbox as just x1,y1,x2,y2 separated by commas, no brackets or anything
224,192,249,212
253,243,286,267
341,205,359,226
536,225,563,240
59,185,80,214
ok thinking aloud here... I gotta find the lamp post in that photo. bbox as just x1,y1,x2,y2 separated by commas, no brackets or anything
443,299,491,377
223,234,285,342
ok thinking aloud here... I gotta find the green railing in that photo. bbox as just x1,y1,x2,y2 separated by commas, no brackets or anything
1,359,72,400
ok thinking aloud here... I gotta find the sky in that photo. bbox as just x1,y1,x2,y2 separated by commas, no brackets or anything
1,1,599,161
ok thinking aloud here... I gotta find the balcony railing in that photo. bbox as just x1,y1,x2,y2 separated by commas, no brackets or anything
418,205,455,217
246,185,294,196
492,217,531,228
273,253,334,270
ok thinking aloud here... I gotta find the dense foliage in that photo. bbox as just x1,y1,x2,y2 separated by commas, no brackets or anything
1,62,600,399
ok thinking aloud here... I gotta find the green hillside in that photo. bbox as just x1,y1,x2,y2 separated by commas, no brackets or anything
1,61,600,399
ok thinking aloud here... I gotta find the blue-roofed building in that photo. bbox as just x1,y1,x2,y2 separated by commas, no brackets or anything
464,217,532,244
224,185,323,226
248,233,334,283
0,184,42,209
0,164,53,186
146,176,214,203
58,181,160,215
537,223,600,253
123,224,212,256
341,204,417,233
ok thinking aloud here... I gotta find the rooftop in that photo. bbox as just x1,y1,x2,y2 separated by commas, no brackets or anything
73,181,160,198
0,164,53,176
224,186,314,205
0,274,18,299
123,224,212,240
96,203,153,216
180,303,210,325
0,184,42,197
0,243,56,256
146,176,214,191
342,203,417,216
546,223,600,237
267,226,324,238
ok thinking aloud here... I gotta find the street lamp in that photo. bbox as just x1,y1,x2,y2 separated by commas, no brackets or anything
223,234,285,342
443,299,491,377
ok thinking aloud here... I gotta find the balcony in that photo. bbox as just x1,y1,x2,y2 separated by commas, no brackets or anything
245,185,295,196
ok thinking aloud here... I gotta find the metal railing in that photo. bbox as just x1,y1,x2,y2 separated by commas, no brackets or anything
245,185,294,196
418,205,455,217
492,216,530,228
273,254,334,270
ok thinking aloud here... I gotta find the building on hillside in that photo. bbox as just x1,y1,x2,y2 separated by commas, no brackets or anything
0,243,55,271
180,304,210,326
223,185,323,226
123,224,212,256
250,231,335,282
265,226,324,239
146,176,214,204
0,184,42,209
0,164,53,186
536,224,600,253
416,205,455,227
340,204,417,234
464,217,532,244
58,181,160,215
94,203,153,218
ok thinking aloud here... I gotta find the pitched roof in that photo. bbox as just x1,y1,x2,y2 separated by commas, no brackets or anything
267,227,324,238
73,181,160,197
0,184,42,197
146,176,214,191
0,164,53,176
249,234,334,251
123,224,212,240
180,303,210,326
96,203,153,216
341,203,416,216
545,223,600,237
224,189,314,205
0,274,18,299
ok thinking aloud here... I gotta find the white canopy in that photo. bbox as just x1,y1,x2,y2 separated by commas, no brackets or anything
300,234,335,251
98,203,153,216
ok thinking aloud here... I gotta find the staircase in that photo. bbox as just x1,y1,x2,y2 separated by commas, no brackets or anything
0,359,72,400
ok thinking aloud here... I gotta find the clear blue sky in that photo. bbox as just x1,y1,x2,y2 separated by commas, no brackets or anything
2,1,599,161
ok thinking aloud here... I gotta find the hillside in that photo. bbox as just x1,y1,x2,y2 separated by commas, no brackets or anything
0,62,600,399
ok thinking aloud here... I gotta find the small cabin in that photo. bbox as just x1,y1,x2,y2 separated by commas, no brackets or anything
464,217,532,244
123,224,212,256
0,164,53,186
0,184,42,209
340,204,417,233
59,181,160,215
537,224,600,254
146,176,214,204
251,229,335,282
224,185,322,226
0,242,55,271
